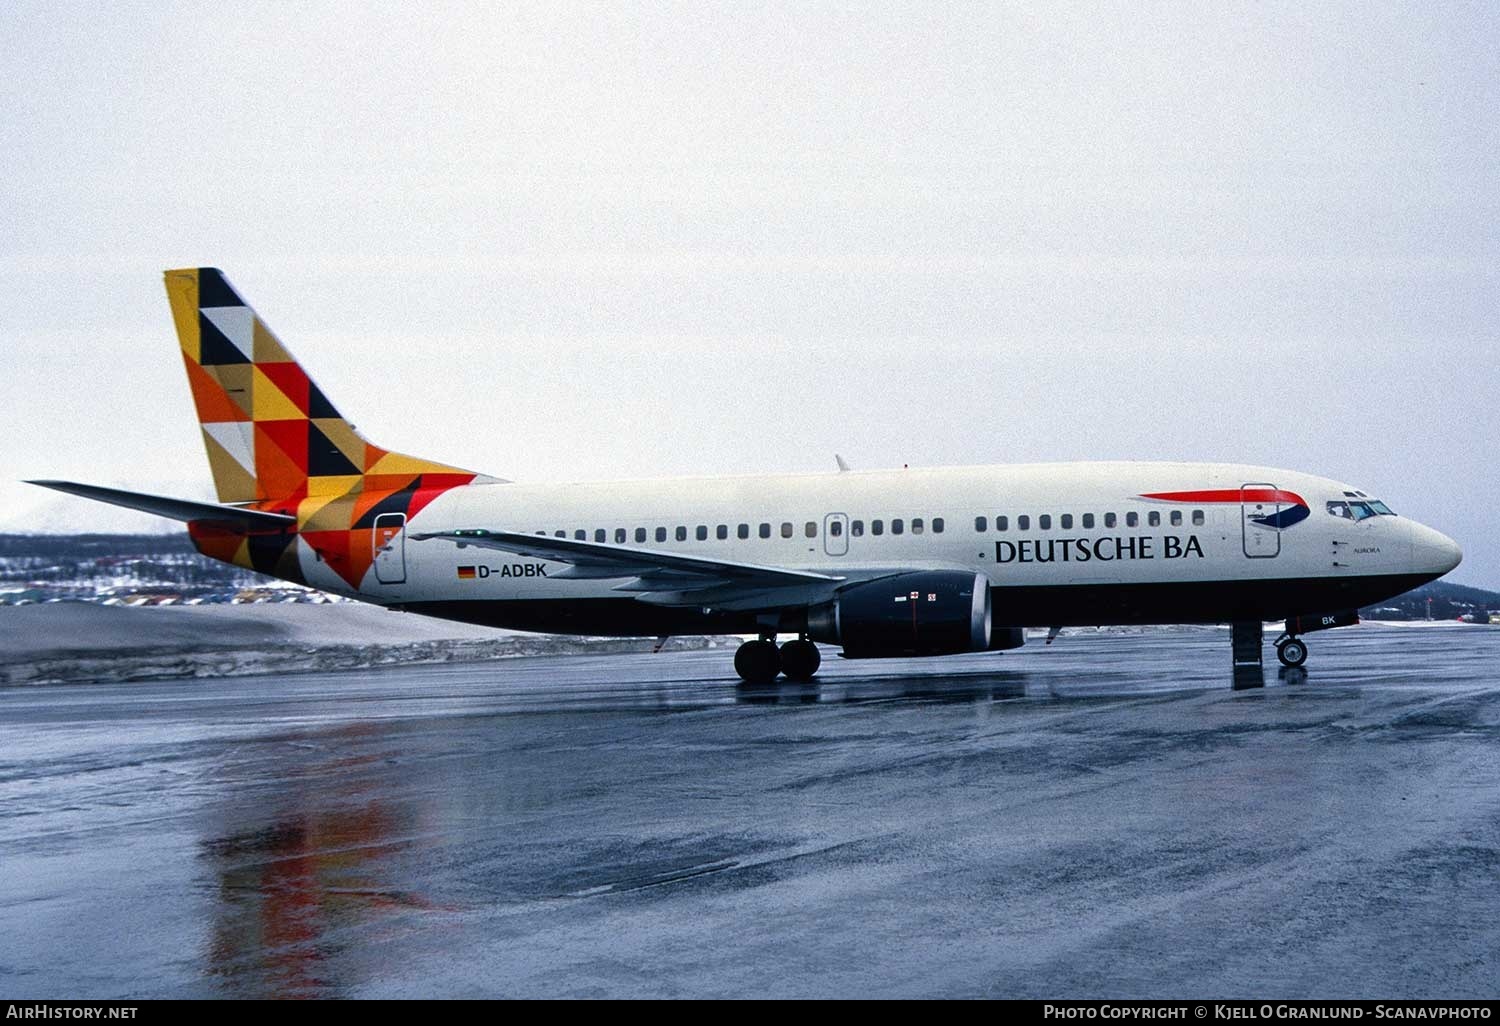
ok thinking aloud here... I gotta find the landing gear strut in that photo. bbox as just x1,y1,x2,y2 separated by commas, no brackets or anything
733,637,821,684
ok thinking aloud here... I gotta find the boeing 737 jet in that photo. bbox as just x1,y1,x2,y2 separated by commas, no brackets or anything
30,269,1463,683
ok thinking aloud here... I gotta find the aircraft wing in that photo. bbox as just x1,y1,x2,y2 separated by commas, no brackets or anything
410,528,846,610
26,480,297,532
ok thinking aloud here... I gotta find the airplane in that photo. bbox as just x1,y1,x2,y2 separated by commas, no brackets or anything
28,268,1463,684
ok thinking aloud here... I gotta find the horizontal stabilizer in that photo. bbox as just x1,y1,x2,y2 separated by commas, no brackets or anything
25,480,296,532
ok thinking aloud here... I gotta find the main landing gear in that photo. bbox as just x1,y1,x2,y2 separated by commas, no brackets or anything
733,636,821,685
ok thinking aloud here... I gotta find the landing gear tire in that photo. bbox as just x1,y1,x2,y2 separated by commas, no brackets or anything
779,639,821,682
1276,638,1308,668
734,639,781,685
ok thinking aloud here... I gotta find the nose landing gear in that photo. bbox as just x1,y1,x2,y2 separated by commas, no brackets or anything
1271,610,1358,669
1274,634,1308,668
733,636,821,684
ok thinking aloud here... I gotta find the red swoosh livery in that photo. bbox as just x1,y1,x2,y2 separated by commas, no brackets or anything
1140,489,1308,508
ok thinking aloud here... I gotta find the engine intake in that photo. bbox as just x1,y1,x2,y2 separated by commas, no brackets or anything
808,571,1018,658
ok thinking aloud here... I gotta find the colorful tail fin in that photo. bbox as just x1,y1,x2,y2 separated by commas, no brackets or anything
164,267,476,505
163,268,489,590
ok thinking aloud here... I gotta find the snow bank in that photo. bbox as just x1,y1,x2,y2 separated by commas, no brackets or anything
0,602,734,685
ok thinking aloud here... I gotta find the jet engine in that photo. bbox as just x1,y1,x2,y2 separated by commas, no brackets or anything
806,571,1021,658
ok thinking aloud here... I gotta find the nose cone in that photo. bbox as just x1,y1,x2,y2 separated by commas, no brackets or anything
1409,521,1463,577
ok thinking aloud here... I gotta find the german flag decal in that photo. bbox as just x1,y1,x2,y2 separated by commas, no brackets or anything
456,565,477,580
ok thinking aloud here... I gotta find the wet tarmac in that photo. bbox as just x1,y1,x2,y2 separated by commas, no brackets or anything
3,626,1499,998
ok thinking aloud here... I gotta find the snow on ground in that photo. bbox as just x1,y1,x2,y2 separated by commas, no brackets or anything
0,600,511,660
0,602,735,686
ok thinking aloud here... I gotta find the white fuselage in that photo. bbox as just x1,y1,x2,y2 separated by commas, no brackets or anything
296,461,1461,637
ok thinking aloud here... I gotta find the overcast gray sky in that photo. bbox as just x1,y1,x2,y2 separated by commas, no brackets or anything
2,1,1496,586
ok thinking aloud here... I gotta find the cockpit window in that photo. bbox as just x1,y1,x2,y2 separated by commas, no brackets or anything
1331,497,1397,519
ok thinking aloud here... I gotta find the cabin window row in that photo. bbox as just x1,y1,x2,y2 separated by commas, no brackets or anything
973,509,1205,532
847,517,944,537
535,517,949,543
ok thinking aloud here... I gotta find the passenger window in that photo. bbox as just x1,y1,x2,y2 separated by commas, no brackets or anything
1126,512,1138,528
911,518,924,535
872,520,884,536
933,517,944,533
830,520,843,537
738,524,750,539
696,525,708,541
1104,513,1116,528
1192,510,1205,526
805,521,817,538
759,523,771,539
781,522,794,538
1082,513,1095,529
1039,515,1052,530
1060,514,1073,530
676,526,688,541
555,530,566,538
635,527,647,543
656,527,668,543
851,520,864,537
892,519,904,535
1148,511,1160,527
716,525,728,540
595,529,606,542
572,530,584,540
1017,515,1030,531
1170,510,1182,527
615,528,627,543
997,516,1008,531
975,516,988,532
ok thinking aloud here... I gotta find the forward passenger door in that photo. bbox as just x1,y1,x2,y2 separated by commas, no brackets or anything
1241,483,1281,559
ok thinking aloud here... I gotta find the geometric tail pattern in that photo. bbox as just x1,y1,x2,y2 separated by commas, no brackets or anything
164,268,480,589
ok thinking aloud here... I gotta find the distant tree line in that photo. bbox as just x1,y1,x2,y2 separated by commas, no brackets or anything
0,533,262,591
1359,581,1498,621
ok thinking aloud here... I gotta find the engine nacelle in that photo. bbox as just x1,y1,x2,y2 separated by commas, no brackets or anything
808,571,1016,658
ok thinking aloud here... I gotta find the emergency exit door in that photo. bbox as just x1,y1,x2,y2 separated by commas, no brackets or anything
824,513,849,556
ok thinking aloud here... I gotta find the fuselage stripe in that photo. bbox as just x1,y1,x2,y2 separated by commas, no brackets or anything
1139,488,1308,508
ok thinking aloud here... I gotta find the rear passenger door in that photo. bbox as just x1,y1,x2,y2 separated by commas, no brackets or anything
374,512,408,582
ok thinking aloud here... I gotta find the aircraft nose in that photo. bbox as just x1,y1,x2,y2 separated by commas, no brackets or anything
1410,521,1462,576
